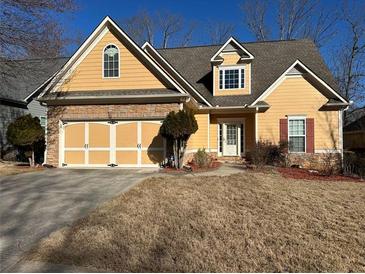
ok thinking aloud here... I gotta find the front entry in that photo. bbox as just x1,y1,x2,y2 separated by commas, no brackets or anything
221,122,245,156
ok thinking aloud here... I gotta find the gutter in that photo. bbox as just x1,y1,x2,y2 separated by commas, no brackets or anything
199,104,248,110
38,93,189,105
0,97,28,108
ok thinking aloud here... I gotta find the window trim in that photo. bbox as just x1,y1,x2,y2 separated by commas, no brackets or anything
102,44,120,79
288,116,306,153
218,65,245,90
39,116,47,128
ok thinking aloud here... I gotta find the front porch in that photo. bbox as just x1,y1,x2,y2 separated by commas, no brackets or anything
185,110,256,162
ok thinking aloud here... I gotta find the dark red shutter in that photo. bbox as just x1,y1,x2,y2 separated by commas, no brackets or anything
306,118,314,153
279,118,288,152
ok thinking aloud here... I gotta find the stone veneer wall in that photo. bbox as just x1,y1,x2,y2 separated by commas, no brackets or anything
287,152,342,172
46,103,180,167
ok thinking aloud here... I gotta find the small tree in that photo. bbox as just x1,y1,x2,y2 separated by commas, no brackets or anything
7,114,45,166
160,110,198,169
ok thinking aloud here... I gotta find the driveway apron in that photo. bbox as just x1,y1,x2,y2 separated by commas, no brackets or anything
0,168,156,272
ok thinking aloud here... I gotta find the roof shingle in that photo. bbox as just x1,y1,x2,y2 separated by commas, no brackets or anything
157,39,339,106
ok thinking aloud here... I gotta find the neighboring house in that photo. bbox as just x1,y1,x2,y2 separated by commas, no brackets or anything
35,16,349,168
344,114,365,152
0,58,68,158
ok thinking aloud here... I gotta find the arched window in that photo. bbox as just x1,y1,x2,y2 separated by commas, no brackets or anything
103,44,119,77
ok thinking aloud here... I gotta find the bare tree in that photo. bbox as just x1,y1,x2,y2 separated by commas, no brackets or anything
122,10,155,45
121,10,195,48
240,0,270,41
157,11,184,48
277,0,317,40
331,3,365,122
0,0,76,59
240,0,338,47
179,22,197,47
208,22,235,44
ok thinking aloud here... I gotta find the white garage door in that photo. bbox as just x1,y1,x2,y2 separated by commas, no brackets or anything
60,120,165,167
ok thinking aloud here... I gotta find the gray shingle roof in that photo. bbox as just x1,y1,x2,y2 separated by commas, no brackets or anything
0,57,68,102
157,39,340,106
2,39,340,108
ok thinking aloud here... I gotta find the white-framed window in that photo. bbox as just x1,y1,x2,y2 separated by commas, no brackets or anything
288,116,306,153
39,116,47,129
219,66,245,89
103,44,119,78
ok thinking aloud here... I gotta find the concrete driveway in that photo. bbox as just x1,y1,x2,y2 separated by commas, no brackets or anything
0,168,157,272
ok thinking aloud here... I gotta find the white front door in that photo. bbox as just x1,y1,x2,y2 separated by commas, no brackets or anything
223,124,239,156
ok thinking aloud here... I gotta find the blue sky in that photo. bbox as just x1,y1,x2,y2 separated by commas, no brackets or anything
58,0,348,63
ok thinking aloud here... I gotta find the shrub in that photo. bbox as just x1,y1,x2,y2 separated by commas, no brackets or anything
319,152,341,176
343,151,365,178
160,110,198,169
7,114,45,166
247,140,287,167
193,148,212,168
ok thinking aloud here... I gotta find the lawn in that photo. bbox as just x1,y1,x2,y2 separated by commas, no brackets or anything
0,163,43,177
27,171,365,272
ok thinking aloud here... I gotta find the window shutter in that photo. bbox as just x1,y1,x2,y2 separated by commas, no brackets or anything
279,119,288,152
306,118,315,153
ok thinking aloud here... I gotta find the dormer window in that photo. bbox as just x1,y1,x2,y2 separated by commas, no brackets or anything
219,66,245,89
103,44,119,78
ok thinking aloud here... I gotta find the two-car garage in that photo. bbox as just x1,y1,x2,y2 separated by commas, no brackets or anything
60,120,166,167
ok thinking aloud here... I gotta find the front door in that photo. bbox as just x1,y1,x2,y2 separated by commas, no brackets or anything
223,124,239,156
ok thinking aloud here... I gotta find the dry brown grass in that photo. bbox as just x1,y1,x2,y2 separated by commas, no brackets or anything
27,171,365,272
0,165,42,177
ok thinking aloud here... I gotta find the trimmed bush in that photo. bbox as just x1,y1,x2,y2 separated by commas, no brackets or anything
193,148,212,168
160,109,198,169
7,114,45,166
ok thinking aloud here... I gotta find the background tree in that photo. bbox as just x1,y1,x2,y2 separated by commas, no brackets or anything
240,0,338,47
7,114,45,166
208,21,235,44
0,0,76,59
121,10,196,48
160,110,198,169
330,3,365,123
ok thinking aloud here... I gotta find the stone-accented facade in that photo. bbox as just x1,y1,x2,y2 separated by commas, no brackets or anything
287,152,342,172
46,103,180,166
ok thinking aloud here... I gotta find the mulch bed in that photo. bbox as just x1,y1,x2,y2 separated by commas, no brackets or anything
277,167,362,182
160,161,222,174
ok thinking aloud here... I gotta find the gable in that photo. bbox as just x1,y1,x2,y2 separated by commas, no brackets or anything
57,28,168,92
265,75,329,107
210,37,254,63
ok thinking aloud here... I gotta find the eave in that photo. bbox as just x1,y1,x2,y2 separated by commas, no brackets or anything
38,93,189,106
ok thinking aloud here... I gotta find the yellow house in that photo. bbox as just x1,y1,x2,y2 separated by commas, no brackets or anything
36,16,349,168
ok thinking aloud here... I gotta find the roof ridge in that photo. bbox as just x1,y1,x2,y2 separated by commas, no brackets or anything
157,38,312,51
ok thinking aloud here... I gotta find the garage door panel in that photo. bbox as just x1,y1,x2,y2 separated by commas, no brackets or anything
64,123,85,148
64,151,85,165
141,122,164,148
116,151,138,165
88,151,110,165
62,120,165,167
141,150,164,165
116,123,138,148
89,123,110,148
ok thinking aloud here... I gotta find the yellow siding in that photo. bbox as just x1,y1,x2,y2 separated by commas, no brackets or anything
213,52,251,96
187,114,209,149
58,28,167,92
258,76,339,150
